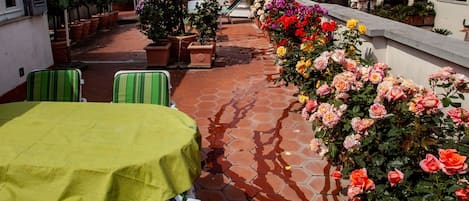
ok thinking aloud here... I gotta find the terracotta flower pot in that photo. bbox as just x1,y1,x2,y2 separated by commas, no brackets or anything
144,42,171,67
54,28,67,41
69,23,83,42
187,42,215,68
80,19,91,39
168,34,197,64
51,40,69,64
424,15,435,26
89,17,100,35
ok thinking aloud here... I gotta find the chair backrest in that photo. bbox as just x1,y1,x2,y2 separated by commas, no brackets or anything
26,69,83,102
220,0,242,14
112,70,171,106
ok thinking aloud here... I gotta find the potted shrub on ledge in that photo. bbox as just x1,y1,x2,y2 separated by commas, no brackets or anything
187,0,221,68
136,0,172,67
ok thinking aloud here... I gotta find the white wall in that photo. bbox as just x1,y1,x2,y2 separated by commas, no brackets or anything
0,14,53,96
430,0,469,40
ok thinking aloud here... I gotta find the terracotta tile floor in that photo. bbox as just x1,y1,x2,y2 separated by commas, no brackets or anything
5,13,348,200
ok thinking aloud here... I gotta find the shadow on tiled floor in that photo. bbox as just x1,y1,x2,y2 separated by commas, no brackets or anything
2,12,348,200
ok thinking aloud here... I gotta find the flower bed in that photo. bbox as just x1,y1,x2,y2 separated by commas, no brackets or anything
260,0,469,200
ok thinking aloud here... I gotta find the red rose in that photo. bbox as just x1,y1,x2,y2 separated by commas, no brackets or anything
332,170,342,180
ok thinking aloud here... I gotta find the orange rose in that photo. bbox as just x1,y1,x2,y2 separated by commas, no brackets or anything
420,154,443,173
439,149,468,175
387,168,404,187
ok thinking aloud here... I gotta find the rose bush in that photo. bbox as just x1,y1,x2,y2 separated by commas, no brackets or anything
264,4,469,199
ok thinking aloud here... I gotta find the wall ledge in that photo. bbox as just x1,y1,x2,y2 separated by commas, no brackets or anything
297,0,469,68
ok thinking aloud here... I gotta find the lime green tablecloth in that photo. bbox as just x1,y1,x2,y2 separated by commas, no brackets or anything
0,102,201,201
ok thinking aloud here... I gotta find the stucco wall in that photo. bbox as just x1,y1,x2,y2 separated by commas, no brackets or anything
0,14,53,96
430,0,469,41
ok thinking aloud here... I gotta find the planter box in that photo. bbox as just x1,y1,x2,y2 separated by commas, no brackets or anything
168,34,197,64
187,42,215,68
423,15,435,26
144,42,171,67
69,23,83,42
89,17,100,35
51,40,68,64
80,19,91,39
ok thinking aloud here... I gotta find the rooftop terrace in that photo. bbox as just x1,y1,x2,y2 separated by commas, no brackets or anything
0,13,344,200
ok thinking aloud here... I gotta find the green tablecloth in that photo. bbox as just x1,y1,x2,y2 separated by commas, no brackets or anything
0,102,201,201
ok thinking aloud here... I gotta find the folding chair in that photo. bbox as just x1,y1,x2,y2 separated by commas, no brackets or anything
26,69,85,102
218,0,242,27
112,70,174,107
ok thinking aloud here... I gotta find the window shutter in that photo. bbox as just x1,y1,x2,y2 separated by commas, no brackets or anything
25,0,47,16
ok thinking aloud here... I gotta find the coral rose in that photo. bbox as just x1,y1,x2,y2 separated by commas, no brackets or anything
387,169,404,187
369,103,387,119
419,153,443,173
305,99,318,112
439,149,468,175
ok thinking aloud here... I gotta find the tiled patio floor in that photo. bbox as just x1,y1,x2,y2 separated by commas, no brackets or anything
2,13,347,200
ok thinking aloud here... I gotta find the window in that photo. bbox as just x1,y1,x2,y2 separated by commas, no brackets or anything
0,0,24,22
6,0,16,8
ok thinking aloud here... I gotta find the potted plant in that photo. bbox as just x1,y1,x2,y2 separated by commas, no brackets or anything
167,0,197,65
187,0,221,68
137,0,173,66
48,0,70,64
423,1,436,26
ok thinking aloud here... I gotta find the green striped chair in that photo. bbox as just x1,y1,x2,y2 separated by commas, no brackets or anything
26,69,85,102
112,70,172,107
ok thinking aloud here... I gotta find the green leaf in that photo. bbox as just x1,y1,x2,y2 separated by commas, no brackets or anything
442,97,451,107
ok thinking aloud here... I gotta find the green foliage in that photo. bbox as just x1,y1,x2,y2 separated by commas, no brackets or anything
432,28,453,36
188,0,221,44
136,0,188,44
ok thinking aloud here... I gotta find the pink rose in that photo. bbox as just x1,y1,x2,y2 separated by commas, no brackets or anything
429,66,455,80
447,108,469,126
317,103,332,115
310,138,321,152
344,58,357,72
333,76,351,93
369,70,384,84
419,154,443,173
343,135,360,149
322,111,340,128
373,63,388,72
316,84,330,96
313,56,328,71
351,117,374,134
369,103,387,119
347,186,363,199
387,169,404,187
418,93,440,109
385,86,407,102
331,49,345,64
